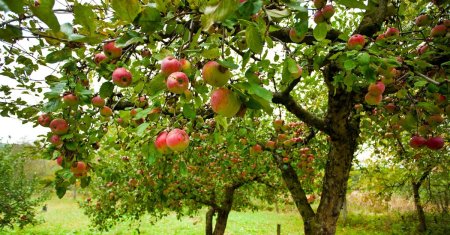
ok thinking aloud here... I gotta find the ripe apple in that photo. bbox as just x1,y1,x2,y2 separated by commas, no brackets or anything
385,27,400,37
49,118,69,135
430,24,447,37
70,161,88,177
166,128,190,152
289,28,305,43
180,59,192,73
141,48,151,58
368,81,385,95
273,119,284,130
313,10,325,23
365,93,382,105
91,95,105,108
154,131,172,154
210,87,242,117
161,56,182,77
38,113,51,127
427,114,444,125
100,106,113,117
49,134,63,146
112,67,132,87
290,64,303,79
94,53,107,64
63,93,78,106
376,33,386,41
202,61,232,87
385,103,396,113
166,72,189,94
425,137,444,150
56,156,63,166
347,34,365,50
136,96,147,108
409,136,427,148
322,5,335,19
265,140,276,150
313,0,326,9
103,41,122,59
250,144,263,154
417,44,428,55
415,15,430,27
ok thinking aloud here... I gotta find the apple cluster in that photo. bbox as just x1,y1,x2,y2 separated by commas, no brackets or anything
313,0,335,24
365,81,385,105
409,135,444,150
154,128,190,154
161,56,191,95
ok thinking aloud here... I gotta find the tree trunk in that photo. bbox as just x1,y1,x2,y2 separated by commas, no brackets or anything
205,207,215,235
213,209,230,235
412,182,427,232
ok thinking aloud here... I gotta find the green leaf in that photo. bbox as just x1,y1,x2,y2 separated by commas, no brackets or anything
202,0,239,30
265,8,291,19
0,24,22,42
136,122,149,136
179,161,188,176
3,0,24,14
45,49,72,63
73,4,96,35
246,23,263,54
148,74,166,97
42,99,61,113
112,0,141,23
202,48,221,59
80,176,91,188
30,0,60,32
357,52,370,65
182,103,196,119
313,22,328,41
344,60,356,71
138,6,162,33
135,108,151,119
335,0,367,9
56,186,66,199
217,59,239,70
115,31,144,48
99,82,114,98
248,83,272,101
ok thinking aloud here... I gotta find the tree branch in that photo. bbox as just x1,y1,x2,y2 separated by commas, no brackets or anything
354,0,389,37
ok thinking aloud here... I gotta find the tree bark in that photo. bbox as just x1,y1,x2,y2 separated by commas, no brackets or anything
412,168,431,232
213,209,230,235
205,207,215,235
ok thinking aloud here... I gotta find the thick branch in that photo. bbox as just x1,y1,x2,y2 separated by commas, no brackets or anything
354,0,389,37
270,28,342,45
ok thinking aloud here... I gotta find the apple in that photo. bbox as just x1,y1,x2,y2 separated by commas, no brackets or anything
347,34,365,50
56,156,63,166
322,5,335,19
273,119,284,130
141,49,151,58
368,81,385,95
376,33,386,41
63,93,78,106
210,87,242,117
290,64,303,79
38,113,51,127
70,161,88,177
313,10,325,23
289,28,305,43
409,136,427,148
94,53,107,64
91,95,105,108
415,15,430,27
112,67,132,87
100,106,113,117
202,61,232,87
250,144,263,154
103,41,122,59
265,140,276,150
166,72,189,94
128,178,138,187
161,56,182,77
49,118,69,135
136,96,147,108
49,134,63,146
365,93,382,105
166,128,190,152
427,114,444,125
417,44,428,55
430,24,447,37
180,59,192,73
385,27,400,37
425,137,444,150
385,103,396,113
313,0,326,9
154,131,172,154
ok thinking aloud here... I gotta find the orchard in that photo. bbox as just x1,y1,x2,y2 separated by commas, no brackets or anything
0,0,448,235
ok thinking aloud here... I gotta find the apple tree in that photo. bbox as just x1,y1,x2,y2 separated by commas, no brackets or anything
0,0,448,235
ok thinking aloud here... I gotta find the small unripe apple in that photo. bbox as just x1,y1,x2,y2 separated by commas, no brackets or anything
100,106,113,117
347,34,365,50
202,61,232,87
425,136,444,150
365,93,383,105
430,24,447,37
385,27,400,37
49,134,63,146
112,67,132,87
180,59,192,73
155,131,172,154
63,93,78,106
166,128,190,152
103,41,122,59
91,95,105,108
94,53,107,64
289,28,305,43
38,113,51,127
161,56,182,77
313,0,326,9
409,136,427,148
313,10,325,23
166,72,189,94
415,15,431,27
210,87,242,117
49,118,69,135
290,64,303,79
322,5,335,19
368,81,385,96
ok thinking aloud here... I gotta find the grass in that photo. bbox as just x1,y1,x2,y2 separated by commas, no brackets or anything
2,195,449,235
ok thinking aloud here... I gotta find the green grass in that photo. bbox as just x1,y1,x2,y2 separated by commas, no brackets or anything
2,197,449,235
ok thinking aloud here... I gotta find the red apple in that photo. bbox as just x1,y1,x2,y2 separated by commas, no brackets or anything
166,128,190,152
409,136,427,148
103,41,122,59
49,134,63,146
112,67,132,87
265,140,276,150
425,137,444,150
273,119,284,130
210,87,242,117
430,24,447,37
154,131,171,154
180,58,192,73
161,56,182,77
417,44,428,55
313,0,326,9
94,53,107,64
70,161,88,177
365,93,383,105
289,28,305,43
415,15,430,27
63,93,78,106
347,34,365,50
166,72,189,94
49,118,69,135
91,95,105,108
376,33,386,41
100,106,113,117
322,5,335,19
385,103,396,113
427,114,444,125
202,61,232,87
56,156,63,166
313,10,325,23
368,81,385,95
38,113,51,127
385,27,400,37
250,144,263,154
